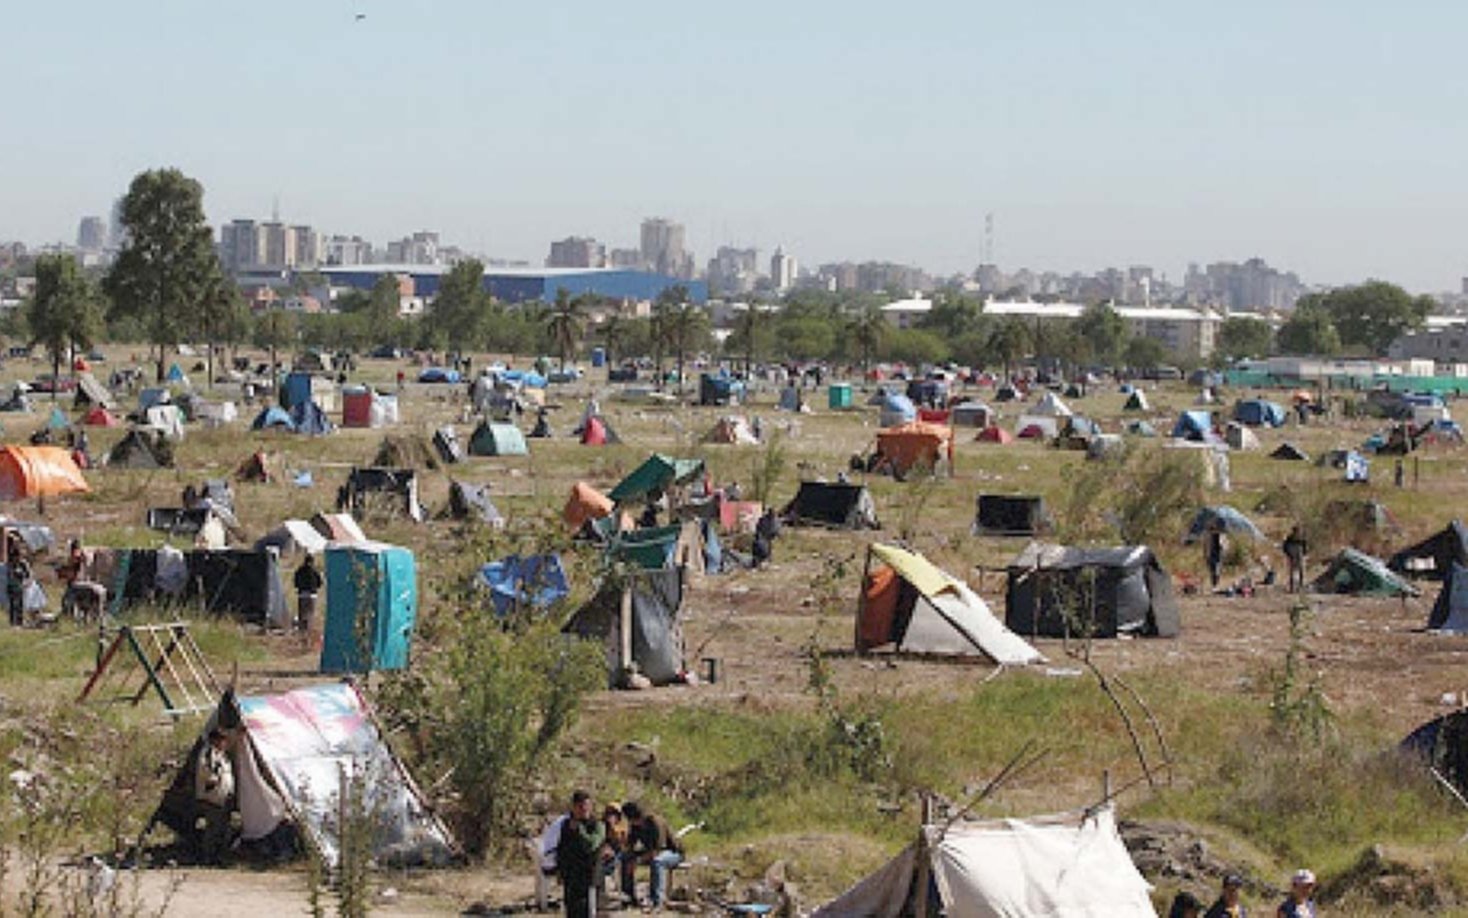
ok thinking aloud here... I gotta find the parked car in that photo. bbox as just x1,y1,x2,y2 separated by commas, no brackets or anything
369,345,403,359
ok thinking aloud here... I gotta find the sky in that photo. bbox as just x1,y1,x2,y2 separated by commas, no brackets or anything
5,0,1468,291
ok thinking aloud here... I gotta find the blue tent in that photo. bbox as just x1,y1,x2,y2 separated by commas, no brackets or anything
290,400,333,436
1171,410,1213,441
251,406,295,431
1345,450,1370,483
477,554,570,617
418,367,462,384
166,363,186,383
46,406,69,430
879,392,917,427
1185,506,1265,544
499,369,547,389
1233,399,1286,428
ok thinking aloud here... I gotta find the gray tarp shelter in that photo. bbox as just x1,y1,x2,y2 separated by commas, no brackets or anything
1005,542,1180,638
1390,520,1468,580
782,481,879,529
562,567,685,687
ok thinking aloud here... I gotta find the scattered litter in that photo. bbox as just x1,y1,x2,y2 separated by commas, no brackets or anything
1044,667,1082,678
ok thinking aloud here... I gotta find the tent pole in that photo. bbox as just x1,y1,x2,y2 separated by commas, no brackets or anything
619,584,633,682
914,793,932,916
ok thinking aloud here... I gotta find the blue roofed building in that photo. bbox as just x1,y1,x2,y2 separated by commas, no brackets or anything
316,265,706,305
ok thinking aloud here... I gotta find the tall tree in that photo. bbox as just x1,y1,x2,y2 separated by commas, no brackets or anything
846,303,887,373
986,318,1031,378
195,272,248,391
1074,302,1129,367
1216,316,1274,361
1300,281,1432,355
429,260,488,352
543,287,586,370
104,168,223,381
600,313,629,366
653,286,705,394
1276,301,1341,356
28,254,103,401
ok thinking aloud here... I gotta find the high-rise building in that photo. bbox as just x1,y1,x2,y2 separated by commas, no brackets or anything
291,226,320,268
547,236,607,268
609,248,643,269
707,246,759,295
108,197,126,250
325,235,373,266
770,247,797,292
76,217,106,252
261,222,296,268
385,231,441,265
640,217,692,278
219,219,265,272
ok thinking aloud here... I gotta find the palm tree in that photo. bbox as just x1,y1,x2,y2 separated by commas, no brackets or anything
846,303,887,374
544,287,586,370
654,286,706,395
987,318,1031,379
736,302,762,376
601,313,627,366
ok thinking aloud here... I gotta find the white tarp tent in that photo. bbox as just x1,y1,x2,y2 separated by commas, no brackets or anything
1029,392,1073,417
144,405,186,441
814,806,1154,918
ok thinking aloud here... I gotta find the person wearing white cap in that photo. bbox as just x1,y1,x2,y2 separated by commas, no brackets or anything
1276,869,1316,917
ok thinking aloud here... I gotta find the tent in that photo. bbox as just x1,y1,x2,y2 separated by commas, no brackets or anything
698,373,744,406
1311,548,1418,597
976,425,1014,445
1171,410,1213,441
1015,415,1058,439
477,554,569,617
340,468,426,523
704,415,758,445
78,405,114,428
147,684,456,869
310,512,367,545
994,384,1018,402
255,519,328,556
1225,422,1261,451
975,495,1050,536
432,426,464,465
1123,420,1157,438
875,421,955,477
608,454,705,504
778,386,805,412
448,481,505,527
579,415,621,446
1005,543,1180,639
782,481,879,529
73,372,116,411
1233,399,1287,427
857,544,1042,664
950,402,993,428
251,406,295,431
1122,390,1150,412
418,367,461,384
103,547,289,625
107,429,173,469
813,806,1152,918
1271,441,1309,461
166,363,188,385
1029,392,1073,417
0,446,89,500
1391,521,1468,580
469,422,528,457
146,508,229,549
562,567,686,687
288,401,332,436
878,391,917,427
1403,710,1468,798
564,481,614,530
1427,563,1468,632
45,406,69,431
1184,506,1264,544
143,405,186,440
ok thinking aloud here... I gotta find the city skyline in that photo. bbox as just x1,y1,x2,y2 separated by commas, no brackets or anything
8,1,1468,291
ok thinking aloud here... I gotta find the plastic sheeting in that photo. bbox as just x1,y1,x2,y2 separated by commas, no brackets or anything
478,554,569,617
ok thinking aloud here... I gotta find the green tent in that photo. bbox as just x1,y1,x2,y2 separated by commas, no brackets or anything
614,525,683,570
1311,548,1419,598
608,454,705,504
469,422,528,457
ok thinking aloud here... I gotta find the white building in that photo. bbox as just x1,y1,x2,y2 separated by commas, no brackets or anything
880,297,932,330
771,247,797,292
982,300,1222,359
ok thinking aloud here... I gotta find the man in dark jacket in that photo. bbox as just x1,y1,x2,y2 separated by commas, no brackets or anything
556,790,605,918
619,801,684,908
293,554,323,633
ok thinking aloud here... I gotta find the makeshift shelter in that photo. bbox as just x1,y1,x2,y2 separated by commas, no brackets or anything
608,454,705,504
82,406,120,427
251,406,295,431
1311,548,1418,597
857,544,1042,664
783,481,879,529
0,445,89,499
611,521,712,574
468,421,528,457
447,481,505,527
875,421,955,477
1185,506,1264,544
339,468,426,523
704,415,758,445
1271,441,1309,461
975,495,1051,536
878,391,917,427
280,372,338,413
1015,415,1058,439
950,401,993,428
976,425,1015,445
102,547,290,626
1391,521,1468,580
146,684,456,869
341,386,391,428
1427,563,1468,632
1005,543,1180,639
138,387,172,412
432,426,463,465
1403,710,1468,799
255,520,327,556
562,567,686,687
1029,392,1073,417
698,373,744,406
578,414,620,446
564,481,614,531
1122,389,1150,412
310,512,367,545
994,384,1018,402
288,400,332,436
146,508,229,549
477,554,569,617
165,363,188,385
320,542,418,672
812,806,1152,918
106,430,173,470
778,386,805,412
1225,422,1261,451
1233,399,1287,427
192,400,238,428
143,405,186,441
418,367,461,384
1123,420,1157,438
73,372,116,411
1171,410,1213,441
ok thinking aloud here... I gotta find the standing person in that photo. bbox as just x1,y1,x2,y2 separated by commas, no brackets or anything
1276,869,1316,917
619,802,684,909
1206,874,1248,918
556,790,605,918
6,534,28,628
1168,891,1203,918
1282,525,1308,594
1205,520,1226,590
396,369,405,393
293,554,323,634
194,728,235,865
58,539,85,620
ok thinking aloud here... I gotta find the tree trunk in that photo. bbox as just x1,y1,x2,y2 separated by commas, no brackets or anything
52,350,60,404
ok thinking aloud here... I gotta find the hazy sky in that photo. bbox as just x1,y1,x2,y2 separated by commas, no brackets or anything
6,1,1467,291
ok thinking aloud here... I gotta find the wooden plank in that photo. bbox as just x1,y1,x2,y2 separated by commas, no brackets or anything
76,630,126,702
128,627,175,712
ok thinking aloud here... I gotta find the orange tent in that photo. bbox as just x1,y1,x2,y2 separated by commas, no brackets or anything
0,446,89,500
976,425,1015,445
563,481,614,529
875,421,955,476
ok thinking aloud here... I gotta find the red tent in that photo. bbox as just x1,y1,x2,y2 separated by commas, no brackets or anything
581,416,609,446
976,426,1014,445
83,406,120,427
1017,424,1046,440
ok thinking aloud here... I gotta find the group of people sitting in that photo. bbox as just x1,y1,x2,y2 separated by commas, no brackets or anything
542,791,686,916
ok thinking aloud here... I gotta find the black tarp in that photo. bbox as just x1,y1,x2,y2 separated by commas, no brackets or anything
340,468,425,523
781,482,879,529
1403,710,1468,797
146,507,215,537
563,568,685,686
1004,545,1180,639
108,429,173,469
974,495,1051,536
433,427,463,465
1391,521,1468,580
110,548,287,625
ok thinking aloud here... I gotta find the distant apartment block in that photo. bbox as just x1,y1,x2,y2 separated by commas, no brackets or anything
770,247,797,291
640,217,694,279
325,235,373,266
384,231,441,265
547,236,607,269
708,246,759,295
1183,258,1304,312
76,216,106,252
220,219,319,272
